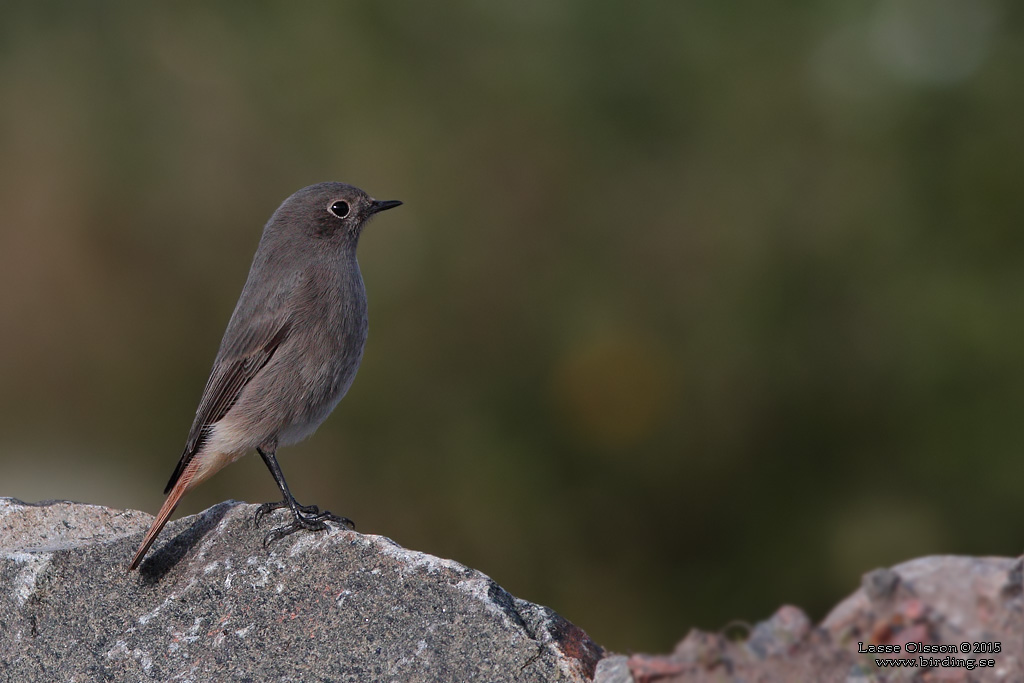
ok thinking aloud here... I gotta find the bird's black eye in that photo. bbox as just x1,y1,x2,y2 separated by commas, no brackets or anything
329,201,350,218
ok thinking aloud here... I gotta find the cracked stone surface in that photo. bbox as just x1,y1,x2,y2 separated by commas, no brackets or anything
0,498,602,682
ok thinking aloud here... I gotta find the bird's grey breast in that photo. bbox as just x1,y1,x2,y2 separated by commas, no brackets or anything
275,257,368,445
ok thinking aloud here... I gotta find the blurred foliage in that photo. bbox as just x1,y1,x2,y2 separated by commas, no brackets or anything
1,1,1022,654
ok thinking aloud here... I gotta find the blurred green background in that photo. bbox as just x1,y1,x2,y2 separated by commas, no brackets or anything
1,1,1022,654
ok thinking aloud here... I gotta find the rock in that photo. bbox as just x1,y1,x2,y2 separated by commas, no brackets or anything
593,655,632,683
0,498,603,682
622,556,1024,682
6,497,1021,682
823,555,1024,681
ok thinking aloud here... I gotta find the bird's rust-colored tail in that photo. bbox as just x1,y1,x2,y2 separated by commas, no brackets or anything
128,459,200,570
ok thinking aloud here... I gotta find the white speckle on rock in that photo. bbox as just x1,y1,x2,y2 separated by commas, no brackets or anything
139,576,197,625
455,576,512,623
167,663,200,682
203,561,219,574
390,637,433,673
249,565,270,589
285,527,342,558
0,498,26,518
105,639,153,674
373,536,470,577
6,551,51,607
176,617,204,644
234,624,252,638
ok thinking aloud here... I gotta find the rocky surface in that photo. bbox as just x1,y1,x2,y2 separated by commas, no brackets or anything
613,555,1023,683
0,498,602,682
4,497,1022,682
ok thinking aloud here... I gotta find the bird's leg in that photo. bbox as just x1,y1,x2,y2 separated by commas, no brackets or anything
253,445,354,548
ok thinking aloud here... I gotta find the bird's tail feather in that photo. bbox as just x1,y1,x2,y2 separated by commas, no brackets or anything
128,459,201,571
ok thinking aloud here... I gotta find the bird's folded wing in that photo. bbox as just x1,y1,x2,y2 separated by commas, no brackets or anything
163,319,292,494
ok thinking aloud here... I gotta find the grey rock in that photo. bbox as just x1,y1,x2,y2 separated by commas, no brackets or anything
860,566,900,603
0,498,603,682
592,655,632,683
743,605,811,660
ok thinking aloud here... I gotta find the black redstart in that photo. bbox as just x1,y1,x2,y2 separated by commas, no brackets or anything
129,182,401,570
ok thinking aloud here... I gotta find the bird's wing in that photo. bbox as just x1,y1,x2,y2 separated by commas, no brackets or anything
163,318,292,494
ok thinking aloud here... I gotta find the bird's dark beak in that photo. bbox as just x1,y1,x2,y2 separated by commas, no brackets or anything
369,199,403,214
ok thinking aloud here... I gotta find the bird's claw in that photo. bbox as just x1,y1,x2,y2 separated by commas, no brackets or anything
254,500,322,528
256,502,355,548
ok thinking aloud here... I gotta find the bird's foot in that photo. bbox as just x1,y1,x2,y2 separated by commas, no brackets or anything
254,500,355,548
254,500,322,527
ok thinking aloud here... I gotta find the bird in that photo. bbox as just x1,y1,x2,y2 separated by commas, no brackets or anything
128,182,401,570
